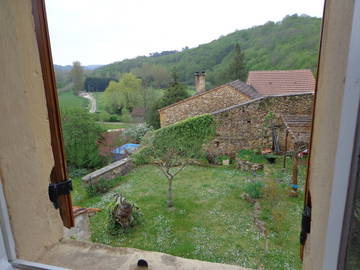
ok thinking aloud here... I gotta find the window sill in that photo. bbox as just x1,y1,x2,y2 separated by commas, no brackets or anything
37,240,252,270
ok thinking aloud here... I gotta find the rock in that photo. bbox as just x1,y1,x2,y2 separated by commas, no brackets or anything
236,159,263,171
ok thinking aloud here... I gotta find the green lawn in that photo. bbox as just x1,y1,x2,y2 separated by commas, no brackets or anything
58,90,89,110
73,157,306,270
96,122,136,130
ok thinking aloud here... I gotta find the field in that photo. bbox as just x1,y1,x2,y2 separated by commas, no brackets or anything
58,90,89,110
73,157,307,270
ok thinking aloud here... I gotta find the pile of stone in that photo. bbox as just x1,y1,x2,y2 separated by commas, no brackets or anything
236,159,263,171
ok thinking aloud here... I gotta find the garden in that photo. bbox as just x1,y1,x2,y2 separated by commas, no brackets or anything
72,153,307,270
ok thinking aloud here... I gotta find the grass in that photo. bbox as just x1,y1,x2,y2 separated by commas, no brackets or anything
97,122,137,130
73,157,307,270
92,92,106,112
58,90,89,110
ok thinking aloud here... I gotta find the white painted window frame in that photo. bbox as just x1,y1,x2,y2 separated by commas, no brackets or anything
0,184,70,270
323,0,360,269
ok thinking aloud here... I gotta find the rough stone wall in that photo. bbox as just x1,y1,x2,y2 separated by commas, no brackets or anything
159,85,250,127
208,93,314,157
82,158,134,184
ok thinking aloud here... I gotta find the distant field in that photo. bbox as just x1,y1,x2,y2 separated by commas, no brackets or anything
92,92,106,112
58,91,89,110
96,122,136,130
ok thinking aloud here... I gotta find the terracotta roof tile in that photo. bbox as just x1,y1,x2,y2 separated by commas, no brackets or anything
227,80,261,98
247,69,315,96
159,80,259,112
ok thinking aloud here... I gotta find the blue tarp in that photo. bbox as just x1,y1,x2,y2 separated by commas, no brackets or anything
111,143,140,160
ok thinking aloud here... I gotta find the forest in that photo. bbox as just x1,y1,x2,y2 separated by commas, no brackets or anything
90,14,321,89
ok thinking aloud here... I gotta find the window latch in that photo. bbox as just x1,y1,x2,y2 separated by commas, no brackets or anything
48,180,72,209
300,205,311,245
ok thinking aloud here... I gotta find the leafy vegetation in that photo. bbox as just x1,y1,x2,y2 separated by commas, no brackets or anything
70,61,84,94
237,149,266,164
91,15,321,89
61,107,105,169
103,73,142,114
123,123,153,143
147,71,190,128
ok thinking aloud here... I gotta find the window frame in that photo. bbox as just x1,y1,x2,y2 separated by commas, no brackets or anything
31,0,74,229
322,0,360,268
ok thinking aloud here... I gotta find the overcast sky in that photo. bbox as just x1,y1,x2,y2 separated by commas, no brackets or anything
45,0,325,66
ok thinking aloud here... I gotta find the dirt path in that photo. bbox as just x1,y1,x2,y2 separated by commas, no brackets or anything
79,92,96,113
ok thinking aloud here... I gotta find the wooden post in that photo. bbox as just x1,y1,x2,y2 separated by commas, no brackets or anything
283,130,289,168
290,148,299,197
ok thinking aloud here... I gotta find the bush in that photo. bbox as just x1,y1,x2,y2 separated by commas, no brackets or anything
132,146,152,165
244,181,264,199
119,108,132,123
124,123,153,143
237,149,266,163
68,167,91,178
108,115,119,122
61,107,105,169
86,178,116,197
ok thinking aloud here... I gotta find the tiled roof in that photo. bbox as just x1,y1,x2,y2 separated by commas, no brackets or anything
247,69,316,96
159,80,258,112
227,80,261,99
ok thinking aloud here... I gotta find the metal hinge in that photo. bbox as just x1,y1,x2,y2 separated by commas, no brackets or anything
300,205,312,245
48,180,72,209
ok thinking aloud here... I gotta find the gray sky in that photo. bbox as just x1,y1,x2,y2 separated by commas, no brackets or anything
45,0,324,66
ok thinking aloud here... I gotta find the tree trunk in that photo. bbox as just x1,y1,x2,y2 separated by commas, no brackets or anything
167,177,173,208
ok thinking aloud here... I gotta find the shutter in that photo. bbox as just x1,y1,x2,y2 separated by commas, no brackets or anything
31,0,74,228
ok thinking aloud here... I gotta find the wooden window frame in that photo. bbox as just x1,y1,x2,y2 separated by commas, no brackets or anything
322,0,360,268
31,0,74,229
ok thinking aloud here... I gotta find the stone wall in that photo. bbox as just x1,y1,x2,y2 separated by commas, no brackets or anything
82,158,133,184
159,85,250,127
208,93,314,157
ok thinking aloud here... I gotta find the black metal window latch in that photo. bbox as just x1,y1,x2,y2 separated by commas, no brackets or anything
48,180,72,209
300,205,312,245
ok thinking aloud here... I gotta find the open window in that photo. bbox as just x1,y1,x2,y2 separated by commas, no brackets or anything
31,0,74,229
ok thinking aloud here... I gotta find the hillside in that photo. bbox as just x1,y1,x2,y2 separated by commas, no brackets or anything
92,14,321,89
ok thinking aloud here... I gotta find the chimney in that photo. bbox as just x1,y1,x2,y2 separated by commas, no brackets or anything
195,71,206,93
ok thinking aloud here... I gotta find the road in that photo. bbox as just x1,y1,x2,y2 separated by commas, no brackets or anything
79,92,96,113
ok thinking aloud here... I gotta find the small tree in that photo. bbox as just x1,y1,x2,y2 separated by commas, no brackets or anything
61,107,105,169
70,61,84,95
135,114,216,207
146,71,189,128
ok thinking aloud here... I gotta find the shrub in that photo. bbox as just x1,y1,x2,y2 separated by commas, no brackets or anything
132,145,152,165
61,107,105,169
124,123,153,143
119,108,132,123
237,149,266,163
244,181,264,199
108,115,119,122
86,178,115,197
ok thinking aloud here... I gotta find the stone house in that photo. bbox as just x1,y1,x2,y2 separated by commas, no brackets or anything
208,93,314,157
159,72,260,127
159,69,315,156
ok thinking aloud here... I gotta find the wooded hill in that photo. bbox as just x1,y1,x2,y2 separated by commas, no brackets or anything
91,14,321,89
